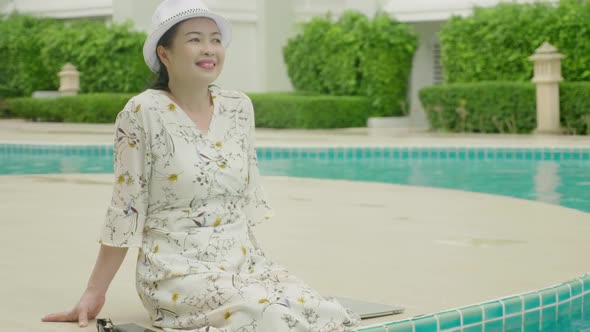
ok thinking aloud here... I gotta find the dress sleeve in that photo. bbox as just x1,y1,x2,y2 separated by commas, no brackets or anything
98,98,151,248
243,95,274,227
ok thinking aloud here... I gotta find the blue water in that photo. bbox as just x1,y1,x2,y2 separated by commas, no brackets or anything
1,145,589,213
259,155,590,213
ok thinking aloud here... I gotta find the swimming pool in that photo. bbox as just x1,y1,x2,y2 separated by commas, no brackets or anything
1,143,589,331
1,144,589,213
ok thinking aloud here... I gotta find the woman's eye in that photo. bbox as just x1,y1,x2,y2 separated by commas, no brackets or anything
190,38,200,42
213,38,221,44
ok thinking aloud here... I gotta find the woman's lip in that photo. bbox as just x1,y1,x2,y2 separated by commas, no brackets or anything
196,62,216,70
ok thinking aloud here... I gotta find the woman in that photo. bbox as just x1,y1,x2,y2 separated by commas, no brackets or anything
42,0,360,331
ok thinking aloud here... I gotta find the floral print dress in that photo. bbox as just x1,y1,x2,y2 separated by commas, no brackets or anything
98,86,360,332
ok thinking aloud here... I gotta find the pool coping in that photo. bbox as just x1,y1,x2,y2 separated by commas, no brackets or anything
355,273,590,332
0,174,590,332
2,139,590,149
2,141,590,149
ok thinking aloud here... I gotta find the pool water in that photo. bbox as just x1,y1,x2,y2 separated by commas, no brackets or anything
1,145,589,213
260,154,590,213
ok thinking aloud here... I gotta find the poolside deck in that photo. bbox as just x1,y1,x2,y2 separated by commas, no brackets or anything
1,119,589,332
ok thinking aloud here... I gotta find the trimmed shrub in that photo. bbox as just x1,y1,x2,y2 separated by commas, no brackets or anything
560,82,590,135
419,81,590,135
249,93,372,129
8,93,372,129
419,82,536,133
7,94,133,123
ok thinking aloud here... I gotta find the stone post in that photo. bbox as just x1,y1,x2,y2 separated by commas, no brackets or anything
528,42,565,134
58,63,80,96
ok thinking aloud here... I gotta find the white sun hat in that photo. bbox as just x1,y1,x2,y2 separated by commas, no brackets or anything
143,0,232,73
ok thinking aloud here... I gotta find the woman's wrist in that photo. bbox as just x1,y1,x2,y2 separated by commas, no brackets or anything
85,283,108,296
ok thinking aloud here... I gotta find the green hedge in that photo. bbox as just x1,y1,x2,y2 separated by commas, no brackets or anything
7,94,133,123
560,82,590,135
0,98,11,118
283,11,417,116
419,82,590,134
440,0,590,83
0,14,153,98
7,93,371,129
249,93,371,129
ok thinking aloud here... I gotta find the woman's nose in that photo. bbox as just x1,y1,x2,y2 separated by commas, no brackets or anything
201,42,215,56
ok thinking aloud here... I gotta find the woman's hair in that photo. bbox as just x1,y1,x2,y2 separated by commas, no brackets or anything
150,22,183,92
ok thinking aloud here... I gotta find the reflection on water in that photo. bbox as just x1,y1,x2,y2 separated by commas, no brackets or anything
534,161,562,206
59,157,84,174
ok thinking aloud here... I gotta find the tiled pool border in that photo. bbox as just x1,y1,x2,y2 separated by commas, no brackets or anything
1,144,590,161
355,273,590,332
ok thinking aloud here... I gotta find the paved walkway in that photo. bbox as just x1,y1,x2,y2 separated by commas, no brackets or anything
1,118,590,147
1,119,589,332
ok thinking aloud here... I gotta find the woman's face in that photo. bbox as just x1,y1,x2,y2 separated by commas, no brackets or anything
158,17,226,85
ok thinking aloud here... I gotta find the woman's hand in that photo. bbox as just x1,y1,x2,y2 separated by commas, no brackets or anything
41,288,106,327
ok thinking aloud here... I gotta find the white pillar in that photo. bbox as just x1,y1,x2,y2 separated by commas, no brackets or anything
528,42,565,135
256,0,294,92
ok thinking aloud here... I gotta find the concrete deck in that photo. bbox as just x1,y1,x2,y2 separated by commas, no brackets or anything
2,118,590,147
1,119,589,332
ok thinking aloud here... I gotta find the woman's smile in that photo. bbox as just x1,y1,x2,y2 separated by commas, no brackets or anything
196,59,216,70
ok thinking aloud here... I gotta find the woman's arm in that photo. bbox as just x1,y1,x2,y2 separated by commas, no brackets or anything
44,98,147,327
42,244,128,327
87,244,129,294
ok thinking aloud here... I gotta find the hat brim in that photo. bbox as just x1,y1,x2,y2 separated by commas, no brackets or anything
143,12,232,73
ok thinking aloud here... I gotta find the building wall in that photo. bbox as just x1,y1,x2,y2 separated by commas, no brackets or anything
384,0,559,21
219,18,260,91
3,0,112,18
112,0,158,32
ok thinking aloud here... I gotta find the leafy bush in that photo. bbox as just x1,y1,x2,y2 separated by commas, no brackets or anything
440,0,590,83
284,11,417,116
0,14,153,98
0,15,62,97
360,14,416,117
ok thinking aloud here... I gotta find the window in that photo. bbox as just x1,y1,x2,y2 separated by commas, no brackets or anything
433,41,443,84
